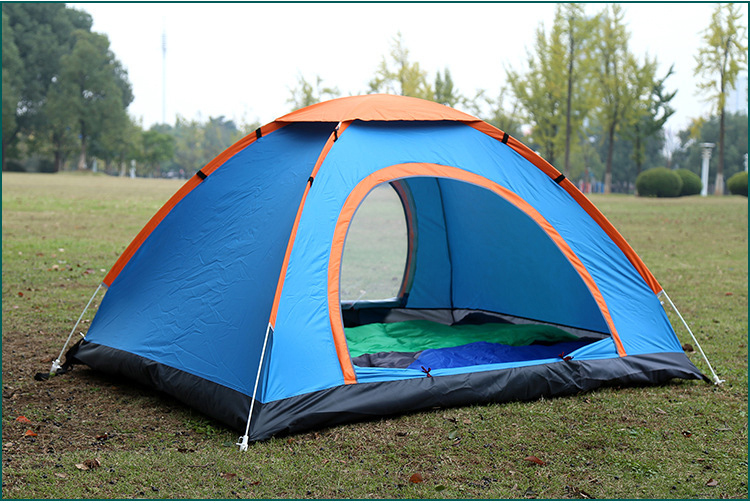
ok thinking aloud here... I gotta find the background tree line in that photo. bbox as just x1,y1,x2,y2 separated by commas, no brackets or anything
3,3,747,192
2,3,257,178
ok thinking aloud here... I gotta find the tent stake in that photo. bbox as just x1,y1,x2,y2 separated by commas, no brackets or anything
660,290,724,385
51,283,103,375
237,323,273,451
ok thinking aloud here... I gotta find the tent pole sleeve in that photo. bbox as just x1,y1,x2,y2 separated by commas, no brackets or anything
52,283,104,375
237,323,273,451
660,290,723,385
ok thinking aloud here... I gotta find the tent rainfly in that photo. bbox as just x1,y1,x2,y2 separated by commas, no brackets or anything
53,94,717,449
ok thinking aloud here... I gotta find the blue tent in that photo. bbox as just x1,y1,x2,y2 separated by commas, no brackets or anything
69,95,706,446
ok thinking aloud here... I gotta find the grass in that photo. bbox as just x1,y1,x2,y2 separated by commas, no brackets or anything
2,172,747,499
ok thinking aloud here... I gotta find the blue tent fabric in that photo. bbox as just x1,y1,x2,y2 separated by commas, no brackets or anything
69,95,705,442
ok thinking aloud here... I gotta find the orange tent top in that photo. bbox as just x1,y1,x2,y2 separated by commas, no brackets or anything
275,94,482,123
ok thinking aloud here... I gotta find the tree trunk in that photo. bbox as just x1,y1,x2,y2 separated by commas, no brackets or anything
715,107,726,195
77,139,87,170
564,23,575,176
604,122,616,194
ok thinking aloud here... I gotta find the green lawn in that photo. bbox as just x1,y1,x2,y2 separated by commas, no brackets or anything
2,172,747,499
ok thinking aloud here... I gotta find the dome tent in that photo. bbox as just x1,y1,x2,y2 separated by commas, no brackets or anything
63,94,710,447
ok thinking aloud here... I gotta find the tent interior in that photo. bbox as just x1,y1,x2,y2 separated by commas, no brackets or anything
339,177,610,372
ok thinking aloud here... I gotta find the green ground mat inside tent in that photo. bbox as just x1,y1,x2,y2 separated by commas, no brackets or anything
345,319,579,357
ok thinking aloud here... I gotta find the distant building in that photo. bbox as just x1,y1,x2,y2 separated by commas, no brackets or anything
727,72,748,115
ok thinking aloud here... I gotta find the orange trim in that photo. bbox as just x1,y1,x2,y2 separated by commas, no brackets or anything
328,163,627,378
103,121,286,287
268,121,352,331
276,94,481,124
467,121,662,294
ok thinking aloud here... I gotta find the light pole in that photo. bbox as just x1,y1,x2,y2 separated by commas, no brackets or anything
700,142,715,197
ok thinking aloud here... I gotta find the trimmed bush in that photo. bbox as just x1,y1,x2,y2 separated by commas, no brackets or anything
675,169,702,196
636,167,682,198
727,171,748,196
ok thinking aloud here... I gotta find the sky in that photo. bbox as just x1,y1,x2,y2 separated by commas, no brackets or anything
69,2,748,135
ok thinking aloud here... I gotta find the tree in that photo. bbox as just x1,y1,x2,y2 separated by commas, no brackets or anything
694,3,748,195
462,88,525,140
592,4,637,194
671,112,748,185
507,22,566,166
47,29,133,170
1,4,92,170
622,59,676,179
2,12,23,168
287,74,340,111
506,4,597,174
558,3,598,176
141,128,175,176
368,32,432,99
434,68,461,107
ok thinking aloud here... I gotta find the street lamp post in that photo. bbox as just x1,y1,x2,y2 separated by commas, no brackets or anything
700,143,715,197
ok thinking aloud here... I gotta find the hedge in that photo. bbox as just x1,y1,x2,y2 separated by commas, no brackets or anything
727,171,748,196
675,169,702,196
636,167,682,198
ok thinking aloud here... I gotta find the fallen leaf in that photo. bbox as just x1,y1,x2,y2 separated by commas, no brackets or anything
682,343,694,352
40,356,53,363
23,429,37,437
409,473,424,483
654,407,667,415
220,472,236,480
17,292,23,297
75,463,89,471
463,419,472,425
706,478,718,487
435,484,446,491
16,416,32,424
249,481,260,486
724,292,733,296
55,473,67,479
681,430,692,438
96,434,108,441
524,455,547,466
83,458,101,470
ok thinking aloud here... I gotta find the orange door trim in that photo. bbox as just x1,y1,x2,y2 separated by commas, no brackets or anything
467,122,662,295
328,163,627,383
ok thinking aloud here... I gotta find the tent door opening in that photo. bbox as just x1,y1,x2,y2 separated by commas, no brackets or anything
335,174,611,374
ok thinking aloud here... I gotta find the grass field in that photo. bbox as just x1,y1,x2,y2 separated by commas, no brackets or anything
2,172,747,499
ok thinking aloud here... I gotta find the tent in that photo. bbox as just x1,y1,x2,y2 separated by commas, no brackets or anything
64,94,711,447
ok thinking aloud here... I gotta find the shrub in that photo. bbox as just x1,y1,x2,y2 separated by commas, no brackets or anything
636,167,682,197
675,169,702,196
727,171,748,196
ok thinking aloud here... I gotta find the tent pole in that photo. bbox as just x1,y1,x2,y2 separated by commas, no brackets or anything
50,283,103,375
237,322,272,451
660,290,724,385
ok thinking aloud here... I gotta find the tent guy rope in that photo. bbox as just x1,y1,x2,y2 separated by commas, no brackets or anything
659,290,724,385
49,283,103,376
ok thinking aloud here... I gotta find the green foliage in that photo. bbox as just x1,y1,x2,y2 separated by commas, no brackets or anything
727,171,748,196
434,68,461,107
1,4,93,168
694,3,748,115
672,113,749,182
674,169,702,195
636,167,682,197
287,75,340,111
368,32,433,99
